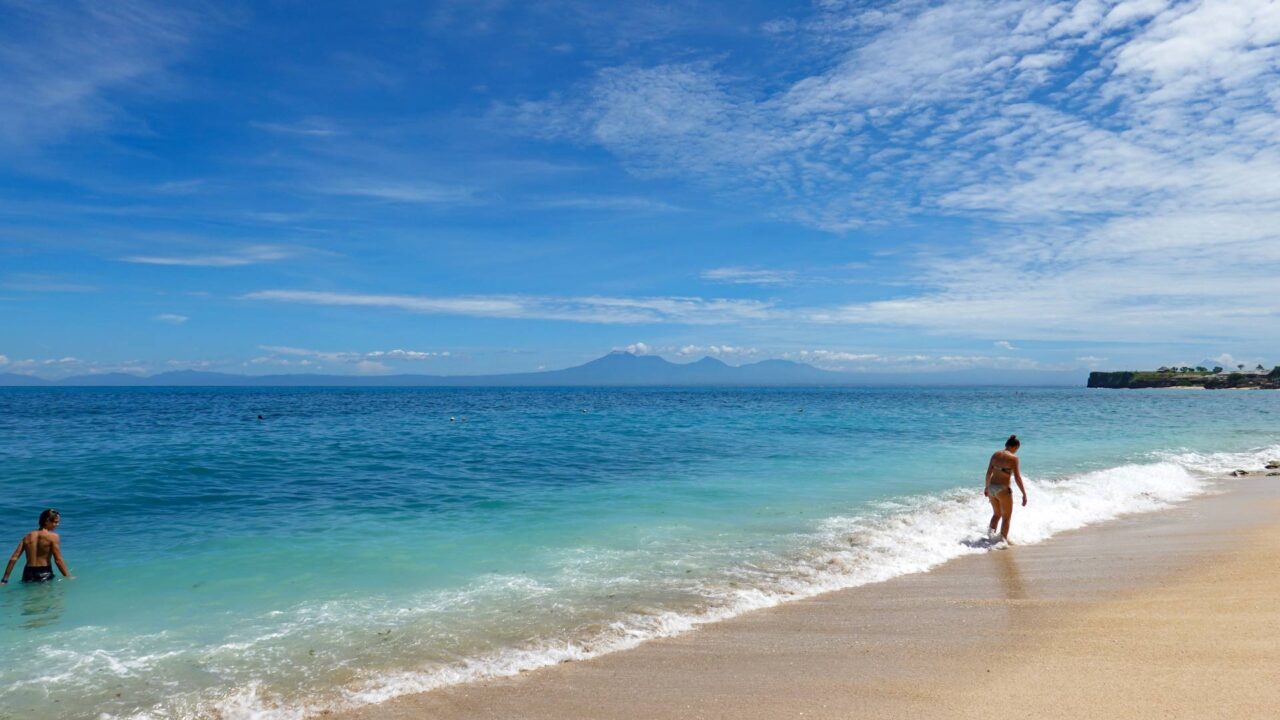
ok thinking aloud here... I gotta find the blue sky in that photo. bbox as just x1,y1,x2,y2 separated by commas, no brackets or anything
2,0,1278,378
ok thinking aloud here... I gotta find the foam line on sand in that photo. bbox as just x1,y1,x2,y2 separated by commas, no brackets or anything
338,477,1280,720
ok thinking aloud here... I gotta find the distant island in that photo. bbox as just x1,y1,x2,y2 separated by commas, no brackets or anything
1089,364,1280,389
0,351,1084,387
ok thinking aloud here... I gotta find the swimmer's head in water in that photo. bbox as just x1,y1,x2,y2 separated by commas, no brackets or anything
1005,434,1020,449
39,508,60,528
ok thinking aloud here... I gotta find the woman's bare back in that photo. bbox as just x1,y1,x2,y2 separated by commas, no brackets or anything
989,449,1017,478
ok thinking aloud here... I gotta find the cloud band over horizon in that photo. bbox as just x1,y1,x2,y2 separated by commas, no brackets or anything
2,0,1278,377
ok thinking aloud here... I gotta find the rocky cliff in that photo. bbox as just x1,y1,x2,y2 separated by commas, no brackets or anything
1089,369,1280,389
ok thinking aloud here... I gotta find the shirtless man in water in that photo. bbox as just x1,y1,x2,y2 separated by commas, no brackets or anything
2,509,72,585
985,435,1028,543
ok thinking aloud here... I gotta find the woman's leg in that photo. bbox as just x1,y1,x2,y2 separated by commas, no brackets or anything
997,491,1014,541
989,494,1002,533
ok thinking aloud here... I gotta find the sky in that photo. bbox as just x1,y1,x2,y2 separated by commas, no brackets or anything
2,0,1279,378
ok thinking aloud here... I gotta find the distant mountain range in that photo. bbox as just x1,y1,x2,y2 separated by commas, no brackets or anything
0,351,1084,387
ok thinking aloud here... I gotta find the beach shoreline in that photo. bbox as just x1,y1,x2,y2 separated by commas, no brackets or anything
8,388,1276,720
337,476,1280,720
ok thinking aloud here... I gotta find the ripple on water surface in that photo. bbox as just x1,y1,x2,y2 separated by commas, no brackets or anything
1,387,1277,718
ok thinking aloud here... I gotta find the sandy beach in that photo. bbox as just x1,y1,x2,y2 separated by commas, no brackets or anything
339,476,1280,720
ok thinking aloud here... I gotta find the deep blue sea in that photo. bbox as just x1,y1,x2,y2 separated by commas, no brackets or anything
1,386,1277,719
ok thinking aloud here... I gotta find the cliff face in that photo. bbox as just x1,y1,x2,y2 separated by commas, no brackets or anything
1088,371,1138,388
1086,371,1200,388
1089,370,1280,389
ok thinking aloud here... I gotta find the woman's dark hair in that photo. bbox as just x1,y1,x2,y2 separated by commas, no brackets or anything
1005,434,1020,448
39,508,59,526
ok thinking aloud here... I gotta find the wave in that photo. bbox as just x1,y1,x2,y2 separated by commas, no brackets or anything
154,443,1280,720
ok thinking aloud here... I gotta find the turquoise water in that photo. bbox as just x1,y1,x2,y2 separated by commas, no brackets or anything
1,387,1277,719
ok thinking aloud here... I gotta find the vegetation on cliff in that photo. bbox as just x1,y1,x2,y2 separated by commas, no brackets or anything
1089,366,1280,389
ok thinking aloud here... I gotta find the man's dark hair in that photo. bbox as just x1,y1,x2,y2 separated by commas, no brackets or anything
39,508,60,526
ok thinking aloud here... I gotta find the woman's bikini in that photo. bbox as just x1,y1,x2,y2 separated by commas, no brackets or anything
990,463,1013,495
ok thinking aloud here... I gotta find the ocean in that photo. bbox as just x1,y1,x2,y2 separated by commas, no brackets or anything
1,386,1276,719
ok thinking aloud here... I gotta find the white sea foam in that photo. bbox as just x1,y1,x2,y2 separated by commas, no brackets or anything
106,444,1278,720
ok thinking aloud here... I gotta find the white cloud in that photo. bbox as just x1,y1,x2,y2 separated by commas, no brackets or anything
618,342,652,355
151,179,204,195
1111,0,1280,104
1209,353,1267,370
246,259,1275,343
366,349,451,360
675,344,759,358
810,212,1280,341
318,181,475,204
0,355,8,366
994,341,1016,350
355,360,390,374
762,17,798,35
245,290,778,325
781,349,1042,371
531,196,680,212
243,211,306,224
506,0,1280,343
935,354,1041,370
258,346,359,363
2,274,97,292
86,363,147,375
154,313,188,324
255,346,450,367
250,118,340,137
0,1,197,149
701,267,797,285
0,356,190,378
166,359,214,368
250,356,315,367
783,350,887,367
122,245,293,267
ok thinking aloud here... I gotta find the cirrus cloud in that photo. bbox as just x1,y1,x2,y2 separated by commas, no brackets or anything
504,0,1280,345
122,245,294,267
701,267,798,285
0,0,198,150
244,290,779,325
256,345,450,365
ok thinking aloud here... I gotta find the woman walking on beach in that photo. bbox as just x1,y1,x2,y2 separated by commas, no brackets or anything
985,435,1027,543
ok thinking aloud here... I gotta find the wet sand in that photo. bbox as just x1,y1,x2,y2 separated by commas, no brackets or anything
339,478,1280,720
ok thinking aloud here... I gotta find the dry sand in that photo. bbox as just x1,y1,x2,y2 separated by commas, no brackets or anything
339,479,1280,720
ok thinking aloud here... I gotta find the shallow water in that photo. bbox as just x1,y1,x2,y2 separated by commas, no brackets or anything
0,386,1276,719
